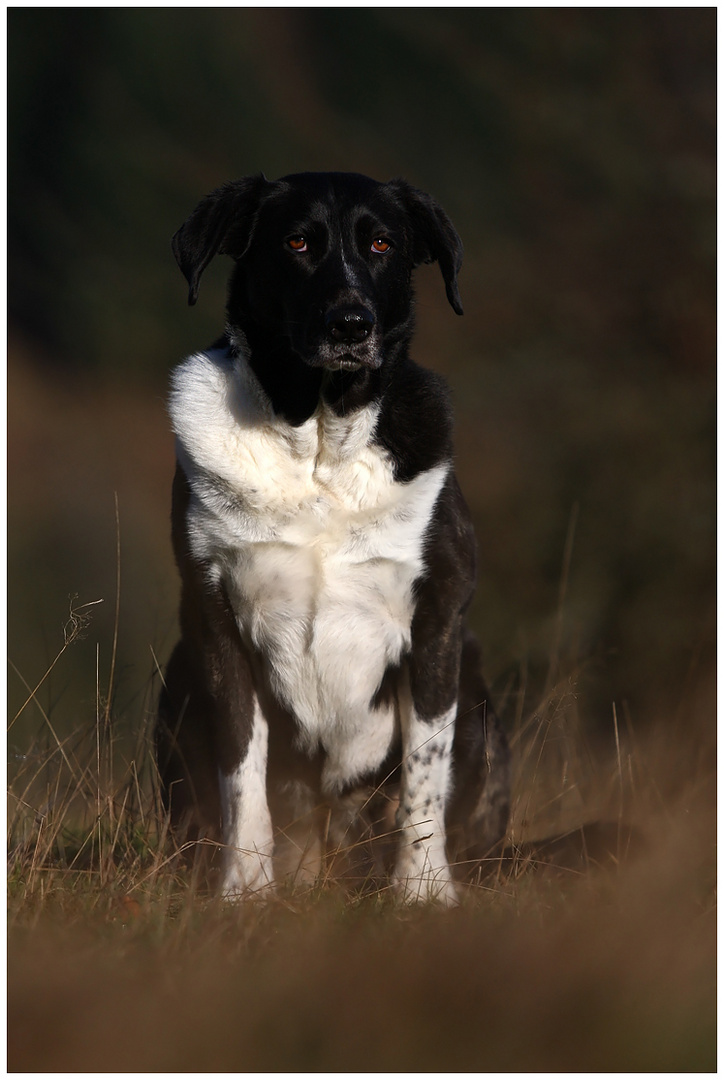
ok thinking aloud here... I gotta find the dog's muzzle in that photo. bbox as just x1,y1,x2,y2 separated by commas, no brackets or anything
318,304,380,371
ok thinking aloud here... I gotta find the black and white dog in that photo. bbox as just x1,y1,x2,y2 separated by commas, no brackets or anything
157,172,510,905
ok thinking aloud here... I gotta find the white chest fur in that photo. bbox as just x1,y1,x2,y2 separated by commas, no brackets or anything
169,348,449,789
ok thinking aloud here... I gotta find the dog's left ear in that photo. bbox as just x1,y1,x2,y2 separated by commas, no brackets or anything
388,179,464,315
172,174,274,305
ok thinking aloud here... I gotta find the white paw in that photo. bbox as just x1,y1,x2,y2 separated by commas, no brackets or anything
393,850,459,907
219,849,275,902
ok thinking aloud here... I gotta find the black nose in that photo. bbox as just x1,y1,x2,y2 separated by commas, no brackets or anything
324,305,375,344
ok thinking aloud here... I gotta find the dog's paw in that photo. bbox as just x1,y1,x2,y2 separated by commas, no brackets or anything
220,879,276,903
392,850,459,907
394,870,459,907
219,849,275,902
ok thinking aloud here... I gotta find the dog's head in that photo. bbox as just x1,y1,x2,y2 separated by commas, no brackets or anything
172,172,463,374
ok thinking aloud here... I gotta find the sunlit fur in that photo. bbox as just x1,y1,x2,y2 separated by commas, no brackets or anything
171,346,450,799
158,172,510,903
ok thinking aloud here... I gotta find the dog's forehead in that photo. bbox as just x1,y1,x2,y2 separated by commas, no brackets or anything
267,171,402,227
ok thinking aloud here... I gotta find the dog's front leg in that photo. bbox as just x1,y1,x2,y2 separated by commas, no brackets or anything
394,693,458,906
218,694,275,900
196,587,275,900
393,621,462,907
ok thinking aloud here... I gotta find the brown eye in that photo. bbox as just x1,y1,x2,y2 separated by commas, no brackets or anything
371,237,391,254
287,236,308,252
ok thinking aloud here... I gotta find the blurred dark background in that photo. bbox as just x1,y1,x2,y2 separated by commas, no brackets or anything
8,8,715,754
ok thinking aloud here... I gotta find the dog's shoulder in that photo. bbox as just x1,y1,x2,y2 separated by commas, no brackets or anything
374,358,455,482
168,344,268,468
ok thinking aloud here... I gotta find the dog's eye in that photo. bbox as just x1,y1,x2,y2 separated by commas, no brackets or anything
287,236,308,252
371,237,391,254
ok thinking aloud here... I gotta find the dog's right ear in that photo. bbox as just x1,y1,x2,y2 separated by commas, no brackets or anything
172,174,273,305
386,178,464,316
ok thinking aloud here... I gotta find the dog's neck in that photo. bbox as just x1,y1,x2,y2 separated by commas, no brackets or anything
224,325,403,427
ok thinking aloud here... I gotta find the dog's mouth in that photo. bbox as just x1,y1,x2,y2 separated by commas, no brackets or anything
295,328,383,372
323,354,364,372
305,342,383,372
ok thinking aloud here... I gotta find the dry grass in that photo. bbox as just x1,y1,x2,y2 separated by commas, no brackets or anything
7,610,716,1072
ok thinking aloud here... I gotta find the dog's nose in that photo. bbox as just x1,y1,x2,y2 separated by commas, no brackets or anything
324,305,375,344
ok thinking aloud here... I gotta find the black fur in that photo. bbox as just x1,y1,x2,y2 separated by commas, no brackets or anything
157,171,510,895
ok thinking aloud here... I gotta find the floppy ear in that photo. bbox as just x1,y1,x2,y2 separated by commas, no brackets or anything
387,179,464,315
171,174,273,305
